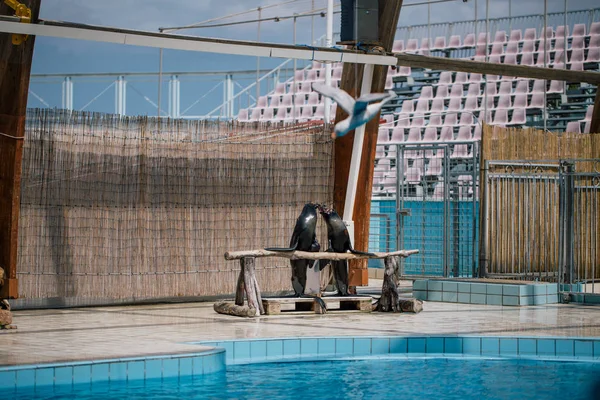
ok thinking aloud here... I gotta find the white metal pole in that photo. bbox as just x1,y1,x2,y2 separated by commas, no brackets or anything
293,15,297,123
311,0,315,45
324,0,334,122
543,0,548,131
342,63,375,243
256,7,262,105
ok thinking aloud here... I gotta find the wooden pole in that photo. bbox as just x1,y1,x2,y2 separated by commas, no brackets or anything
0,0,41,299
590,90,600,134
333,0,404,288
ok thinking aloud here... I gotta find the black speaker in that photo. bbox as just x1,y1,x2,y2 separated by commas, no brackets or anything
340,0,379,44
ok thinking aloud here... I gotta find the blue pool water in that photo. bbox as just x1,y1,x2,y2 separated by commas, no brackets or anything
11,357,600,400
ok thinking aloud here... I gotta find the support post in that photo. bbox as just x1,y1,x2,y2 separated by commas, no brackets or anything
0,0,41,300
324,0,334,122
62,76,73,110
590,90,600,133
333,0,404,288
478,160,490,278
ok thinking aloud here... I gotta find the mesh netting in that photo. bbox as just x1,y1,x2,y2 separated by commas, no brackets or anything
17,109,334,303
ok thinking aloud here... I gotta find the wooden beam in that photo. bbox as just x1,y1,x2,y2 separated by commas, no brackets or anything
0,0,41,299
395,53,600,84
224,249,420,261
333,0,404,288
590,90,600,134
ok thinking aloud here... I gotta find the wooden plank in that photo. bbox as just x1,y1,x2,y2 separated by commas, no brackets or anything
333,0,404,288
0,0,41,299
224,249,419,260
395,53,600,84
261,296,371,315
590,90,600,134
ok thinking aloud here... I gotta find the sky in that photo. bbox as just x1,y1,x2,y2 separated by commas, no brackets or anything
27,0,599,116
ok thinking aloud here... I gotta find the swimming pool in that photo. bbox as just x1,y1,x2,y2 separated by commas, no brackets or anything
8,357,600,400
3,336,600,399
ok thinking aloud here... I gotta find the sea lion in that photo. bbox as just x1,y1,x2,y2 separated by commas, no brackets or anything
318,205,375,296
265,203,327,313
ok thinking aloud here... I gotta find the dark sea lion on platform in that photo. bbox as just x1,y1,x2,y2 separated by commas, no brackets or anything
318,205,375,296
265,202,327,313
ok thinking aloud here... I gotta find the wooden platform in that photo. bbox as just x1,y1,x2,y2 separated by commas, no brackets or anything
262,296,372,315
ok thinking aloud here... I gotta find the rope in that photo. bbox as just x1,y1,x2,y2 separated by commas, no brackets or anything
0,131,25,140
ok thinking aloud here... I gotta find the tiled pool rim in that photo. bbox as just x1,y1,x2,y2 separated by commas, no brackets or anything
2,335,600,391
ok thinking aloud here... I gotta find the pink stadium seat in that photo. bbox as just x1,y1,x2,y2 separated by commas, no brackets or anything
431,98,445,113
477,32,490,44
401,100,414,114
435,85,449,99
541,27,554,39
397,66,412,76
416,97,430,113
411,114,425,127
496,94,512,109
463,33,476,47
473,124,482,140
548,80,564,93
483,83,497,97
467,83,481,97
509,29,522,42
463,96,479,112
584,121,591,133
443,113,457,126
406,127,422,142
521,40,535,54
451,144,470,159
450,83,464,98
572,23,586,37
257,96,268,108
393,40,405,53
553,50,565,64
270,95,281,107
314,104,324,119
274,82,286,95
385,75,394,90
510,108,526,125
420,38,431,55
294,94,306,106
493,109,508,125
249,107,262,122
432,182,445,198
433,36,446,50
332,67,343,80
570,61,584,71
456,126,472,140
553,37,566,51
555,25,569,39
447,97,462,112
404,166,423,183
448,35,461,48
423,127,438,141
488,55,501,64
260,107,275,122
307,92,319,105
520,52,534,66
381,114,394,126
469,73,482,83
455,72,468,84
538,38,552,53
531,79,545,93
406,39,419,52
482,93,495,110
311,61,322,69
273,107,286,121
294,70,304,81
529,93,545,109
506,42,519,54
591,22,600,36
391,127,405,142
584,105,594,121
571,36,585,50
290,82,302,93
590,35,600,49
396,113,410,127
439,71,453,85
429,115,442,127
498,81,513,95
459,113,474,126
565,121,581,133
475,44,487,57
513,93,528,109
524,28,537,41
494,30,507,44
300,106,313,120
238,108,249,122
305,69,318,82
421,86,434,99
535,52,550,67
481,110,494,123
486,74,500,82
439,126,454,141
504,54,517,64
378,128,390,143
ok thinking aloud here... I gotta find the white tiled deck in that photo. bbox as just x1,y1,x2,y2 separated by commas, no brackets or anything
2,297,599,367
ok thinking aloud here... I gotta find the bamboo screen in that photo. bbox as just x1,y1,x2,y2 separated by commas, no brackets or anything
482,124,600,282
17,109,334,303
